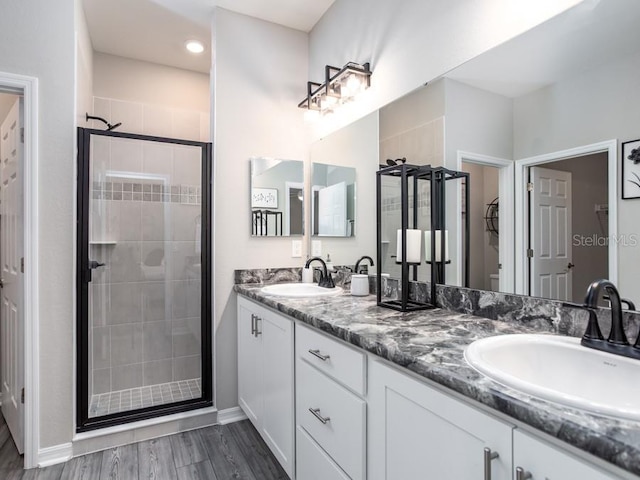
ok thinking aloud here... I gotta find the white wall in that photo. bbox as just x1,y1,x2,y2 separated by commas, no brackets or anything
212,8,309,410
93,53,210,113
76,0,93,126
308,0,582,140
0,0,76,450
514,50,640,303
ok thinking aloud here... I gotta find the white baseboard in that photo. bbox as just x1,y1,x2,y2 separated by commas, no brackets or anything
38,442,73,467
217,406,247,425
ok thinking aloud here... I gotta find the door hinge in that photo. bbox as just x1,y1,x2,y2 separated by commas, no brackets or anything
527,249,534,258
21,387,24,404
20,128,24,144
20,257,24,273
527,182,534,192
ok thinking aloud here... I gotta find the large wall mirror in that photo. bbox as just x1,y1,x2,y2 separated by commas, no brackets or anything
309,112,378,265
250,157,304,236
311,163,356,237
310,0,640,306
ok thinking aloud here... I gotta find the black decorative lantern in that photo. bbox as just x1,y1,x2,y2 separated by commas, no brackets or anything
376,163,470,312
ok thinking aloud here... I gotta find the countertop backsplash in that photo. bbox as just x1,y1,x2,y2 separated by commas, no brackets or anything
234,267,640,341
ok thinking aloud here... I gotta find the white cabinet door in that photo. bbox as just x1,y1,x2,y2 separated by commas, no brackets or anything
368,359,513,480
237,298,263,426
513,430,620,480
260,310,294,476
237,296,294,478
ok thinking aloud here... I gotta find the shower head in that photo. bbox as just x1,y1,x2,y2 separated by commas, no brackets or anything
86,113,122,131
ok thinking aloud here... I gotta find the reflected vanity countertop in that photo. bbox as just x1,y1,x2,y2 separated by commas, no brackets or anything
234,283,640,477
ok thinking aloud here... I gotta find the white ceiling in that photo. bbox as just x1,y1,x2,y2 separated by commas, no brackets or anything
82,0,335,74
445,0,640,98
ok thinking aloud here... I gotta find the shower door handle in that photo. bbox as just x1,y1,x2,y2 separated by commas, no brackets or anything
87,260,105,282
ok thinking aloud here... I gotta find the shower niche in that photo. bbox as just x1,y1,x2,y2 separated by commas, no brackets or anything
76,127,213,431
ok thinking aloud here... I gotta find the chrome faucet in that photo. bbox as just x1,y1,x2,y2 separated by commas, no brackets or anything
578,279,640,359
354,255,374,274
305,257,335,288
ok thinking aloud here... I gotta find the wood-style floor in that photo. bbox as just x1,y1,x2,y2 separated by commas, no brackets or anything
0,417,288,480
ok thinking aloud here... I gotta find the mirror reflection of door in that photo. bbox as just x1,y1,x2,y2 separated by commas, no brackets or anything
287,184,304,236
461,161,500,292
527,153,609,303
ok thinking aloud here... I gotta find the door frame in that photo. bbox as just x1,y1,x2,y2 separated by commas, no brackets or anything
514,140,618,295
0,72,39,468
456,151,515,293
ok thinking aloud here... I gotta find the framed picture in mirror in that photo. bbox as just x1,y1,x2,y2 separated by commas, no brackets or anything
622,139,640,199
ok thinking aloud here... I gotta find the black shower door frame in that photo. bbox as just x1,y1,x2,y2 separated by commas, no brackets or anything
76,127,213,432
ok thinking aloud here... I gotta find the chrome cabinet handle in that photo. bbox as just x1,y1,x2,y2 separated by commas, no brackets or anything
483,447,499,480
255,316,262,336
250,314,257,335
308,407,330,424
516,467,532,480
308,349,330,361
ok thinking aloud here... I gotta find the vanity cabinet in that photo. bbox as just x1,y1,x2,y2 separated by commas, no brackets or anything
295,324,367,480
513,430,619,480
237,296,294,477
368,358,513,480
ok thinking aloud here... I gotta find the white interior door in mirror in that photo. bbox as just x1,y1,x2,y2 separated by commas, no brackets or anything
529,166,572,301
318,182,347,236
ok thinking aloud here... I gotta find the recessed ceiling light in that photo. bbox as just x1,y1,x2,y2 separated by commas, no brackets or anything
185,40,205,54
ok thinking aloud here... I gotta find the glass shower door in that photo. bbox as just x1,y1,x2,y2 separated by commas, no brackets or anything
76,128,212,431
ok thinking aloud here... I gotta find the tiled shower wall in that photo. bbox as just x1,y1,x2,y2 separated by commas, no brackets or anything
88,97,206,397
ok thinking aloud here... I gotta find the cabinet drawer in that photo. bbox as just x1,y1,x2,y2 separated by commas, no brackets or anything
296,426,350,480
297,358,365,480
296,323,366,395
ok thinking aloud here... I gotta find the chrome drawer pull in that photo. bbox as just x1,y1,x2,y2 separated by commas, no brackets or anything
483,447,499,480
250,314,257,335
515,467,532,480
308,349,330,361
309,407,330,424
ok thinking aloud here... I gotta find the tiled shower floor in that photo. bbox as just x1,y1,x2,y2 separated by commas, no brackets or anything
89,379,202,417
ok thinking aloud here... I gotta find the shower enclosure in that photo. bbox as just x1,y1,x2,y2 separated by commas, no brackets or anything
76,128,212,431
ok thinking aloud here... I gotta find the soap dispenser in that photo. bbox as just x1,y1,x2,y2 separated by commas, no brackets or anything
302,255,314,283
325,253,334,271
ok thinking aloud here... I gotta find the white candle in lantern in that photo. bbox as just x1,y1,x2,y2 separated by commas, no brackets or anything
425,230,449,262
396,229,422,264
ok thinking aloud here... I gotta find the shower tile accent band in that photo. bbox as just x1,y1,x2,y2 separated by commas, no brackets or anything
91,181,201,205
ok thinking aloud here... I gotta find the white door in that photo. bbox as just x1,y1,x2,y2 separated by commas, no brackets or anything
529,166,572,301
0,98,24,453
318,181,347,236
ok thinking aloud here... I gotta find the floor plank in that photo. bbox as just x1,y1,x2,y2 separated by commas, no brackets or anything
100,444,138,480
60,452,103,480
0,437,23,471
176,460,218,480
21,464,64,480
137,437,177,480
228,421,288,479
200,425,258,480
169,429,207,468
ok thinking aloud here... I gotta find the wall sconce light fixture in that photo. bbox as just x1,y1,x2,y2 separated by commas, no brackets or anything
298,62,372,118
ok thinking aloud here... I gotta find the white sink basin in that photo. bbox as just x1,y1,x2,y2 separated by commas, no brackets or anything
464,334,640,420
261,283,342,298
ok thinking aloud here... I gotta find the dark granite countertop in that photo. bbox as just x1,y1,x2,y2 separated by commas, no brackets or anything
234,283,640,477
